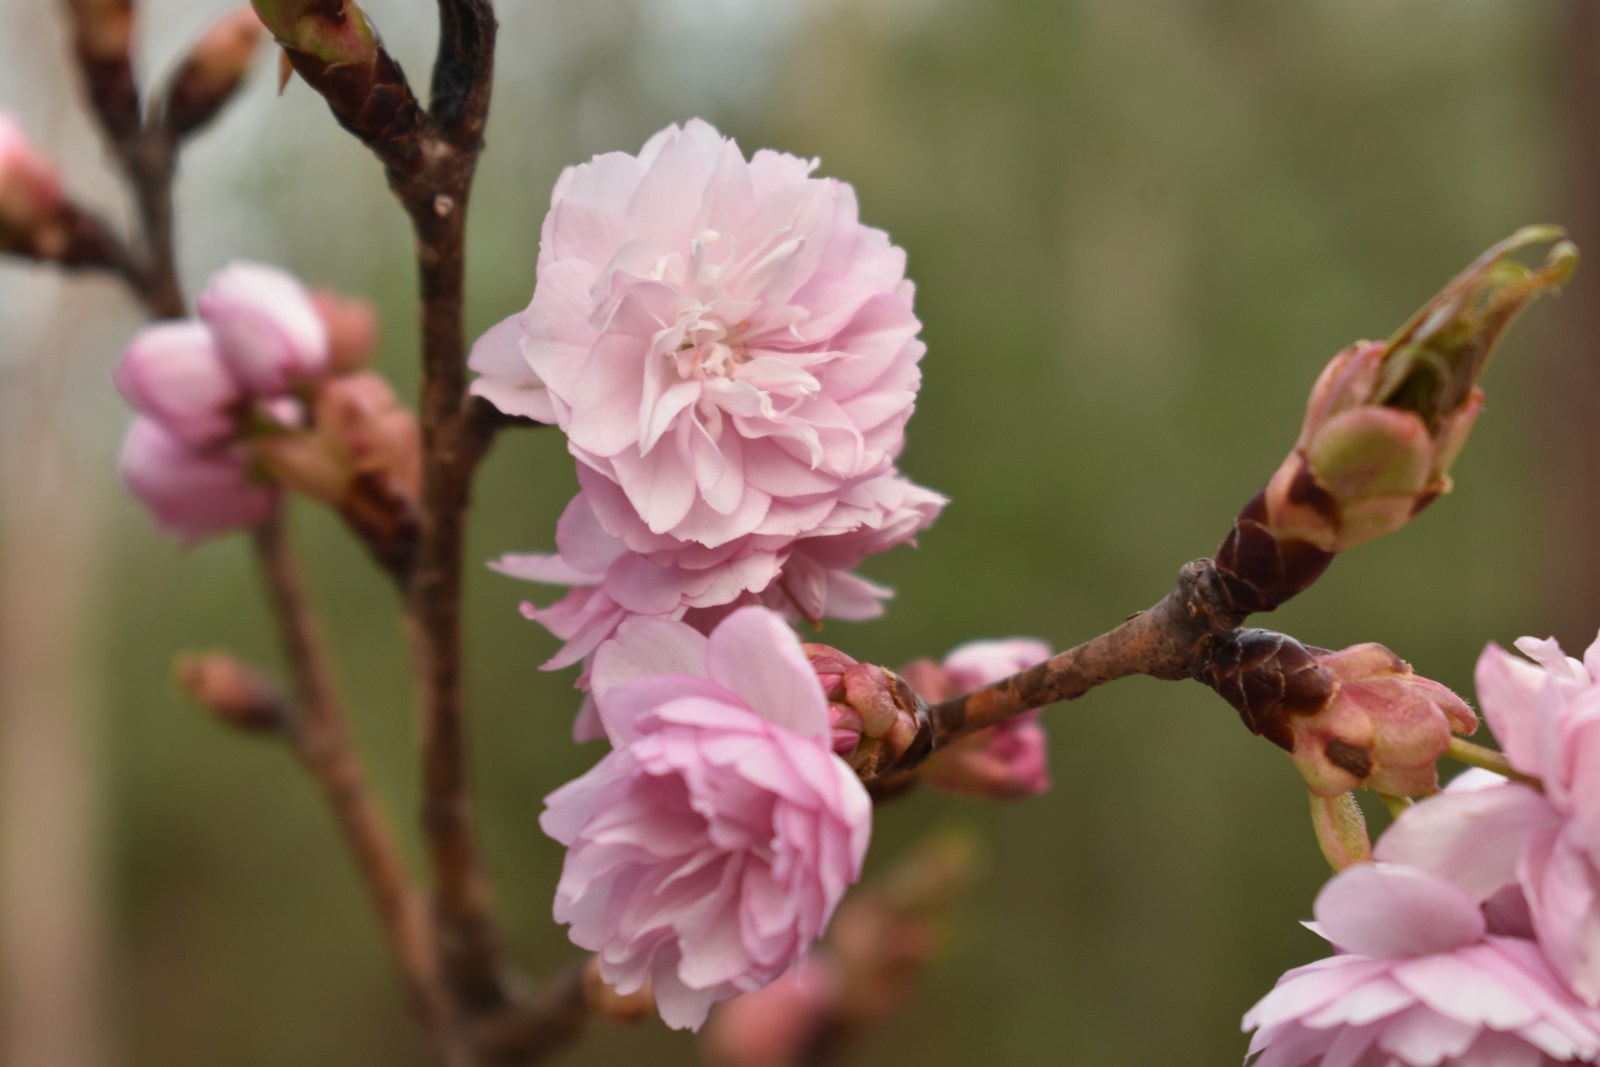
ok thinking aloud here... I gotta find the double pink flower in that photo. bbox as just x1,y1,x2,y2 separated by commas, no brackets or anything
1377,631,1600,1007
1248,627,1600,1064
541,608,871,1030
1245,864,1600,1066
474,120,942,673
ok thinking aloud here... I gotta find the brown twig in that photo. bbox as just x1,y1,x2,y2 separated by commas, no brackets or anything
253,517,472,1066
396,1,509,1015
55,16,474,1053
923,559,1246,749
261,0,511,1012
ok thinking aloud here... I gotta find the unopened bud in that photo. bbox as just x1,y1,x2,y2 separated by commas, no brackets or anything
315,372,421,495
161,9,266,138
254,374,419,575
175,652,287,733
198,263,331,395
804,643,931,778
1215,229,1577,614
114,322,245,449
0,115,64,253
251,0,422,163
312,289,379,372
64,0,140,140
1204,630,1477,797
121,418,279,544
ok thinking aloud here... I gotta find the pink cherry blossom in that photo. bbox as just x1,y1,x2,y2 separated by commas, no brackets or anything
114,321,244,448
1376,630,1600,1006
197,262,330,395
493,470,943,675
119,417,277,543
1244,864,1600,1066
470,119,925,550
541,608,872,1031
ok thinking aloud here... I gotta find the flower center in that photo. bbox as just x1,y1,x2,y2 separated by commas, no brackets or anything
665,309,749,381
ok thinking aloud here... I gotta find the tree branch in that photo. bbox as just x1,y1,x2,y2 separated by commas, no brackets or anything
253,517,472,1067
924,559,1244,747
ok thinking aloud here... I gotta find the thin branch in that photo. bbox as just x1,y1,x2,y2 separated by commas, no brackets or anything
119,128,184,318
63,29,476,1051
253,517,472,1066
430,0,496,143
924,559,1245,748
391,3,509,1016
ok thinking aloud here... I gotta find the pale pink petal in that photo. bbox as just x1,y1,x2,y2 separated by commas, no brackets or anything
1316,864,1486,958
591,616,710,698
705,607,827,739
1375,783,1559,899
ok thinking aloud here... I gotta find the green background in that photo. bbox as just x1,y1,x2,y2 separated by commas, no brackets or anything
3,2,1595,1064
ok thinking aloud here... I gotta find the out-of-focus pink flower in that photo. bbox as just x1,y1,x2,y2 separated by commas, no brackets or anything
0,114,64,238
197,262,329,395
541,608,871,1031
470,119,925,550
1376,631,1600,1006
113,321,244,448
703,959,838,1067
907,639,1052,800
494,471,942,677
119,417,277,543
1244,863,1600,1066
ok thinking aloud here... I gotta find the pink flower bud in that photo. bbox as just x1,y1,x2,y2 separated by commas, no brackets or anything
160,8,265,137
803,643,929,777
113,321,244,448
1207,630,1477,798
197,262,330,395
1259,229,1576,554
311,289,379,373
1306,643,1478,797
174,651,286,733
0,114,65,250
255,373,419,539
119,418,277,544
314,372,418,497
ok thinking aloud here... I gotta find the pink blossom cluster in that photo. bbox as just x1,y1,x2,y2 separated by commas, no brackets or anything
541,608,871,1030
513,122,964,1032
472,120,943,689
1245,629,1600,1065
117,263,335,542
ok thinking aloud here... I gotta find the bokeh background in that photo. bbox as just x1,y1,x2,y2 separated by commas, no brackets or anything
3,1,1598,1064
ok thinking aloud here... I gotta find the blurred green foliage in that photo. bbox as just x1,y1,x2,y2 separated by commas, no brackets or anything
90,1,1577,1064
